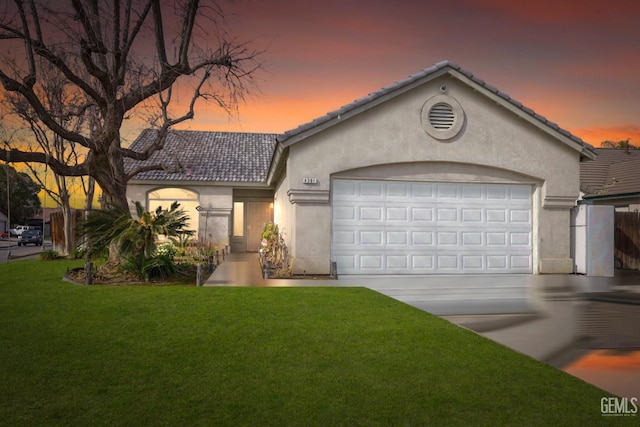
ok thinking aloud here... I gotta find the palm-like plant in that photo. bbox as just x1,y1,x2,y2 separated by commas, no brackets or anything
80,201,194,279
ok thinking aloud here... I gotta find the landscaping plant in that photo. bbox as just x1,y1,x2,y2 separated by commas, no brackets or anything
80,201,194,281
259,222,290,277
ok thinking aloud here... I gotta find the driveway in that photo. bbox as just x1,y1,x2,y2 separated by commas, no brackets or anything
206,253,638,316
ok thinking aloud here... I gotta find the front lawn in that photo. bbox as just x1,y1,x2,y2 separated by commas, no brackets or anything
0,260,631,426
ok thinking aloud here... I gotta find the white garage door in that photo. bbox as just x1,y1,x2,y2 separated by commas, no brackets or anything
331,180,532,275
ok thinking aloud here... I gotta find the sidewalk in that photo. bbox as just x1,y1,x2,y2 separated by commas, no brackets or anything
205,252,334,287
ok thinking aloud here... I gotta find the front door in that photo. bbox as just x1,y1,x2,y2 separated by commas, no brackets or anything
230,201,273,252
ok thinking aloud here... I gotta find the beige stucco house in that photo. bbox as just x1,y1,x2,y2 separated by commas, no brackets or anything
126,61,596,276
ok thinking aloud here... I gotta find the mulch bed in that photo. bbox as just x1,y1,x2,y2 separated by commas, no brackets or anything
64,263,203,286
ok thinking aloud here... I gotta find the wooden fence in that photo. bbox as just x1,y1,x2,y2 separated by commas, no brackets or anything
614,211,640,270
50,209,84,254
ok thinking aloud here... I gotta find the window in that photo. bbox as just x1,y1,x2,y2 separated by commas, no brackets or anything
233,202,244,237
147,188,199,235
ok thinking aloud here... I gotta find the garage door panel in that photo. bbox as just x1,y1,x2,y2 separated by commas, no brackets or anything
462,231,483,246
333,206,356,221
386,231,408,245
461,209,483,222
462,255,484,269
360,230,383,246
332,180,532,275
437,208,458,222
510,232,531,246
510,209,531,223
332,180,357,199
462,184,483,199
411,183,436,199
487,255,508,269
437,183,458,198
333,230,356,245
411,255,435,270
359,206,383,221
436,231,458,245
386,182,410,198
360,255,384,269
387,255,408,269
411,231,435,246
410,207,435,222
386,207,408,221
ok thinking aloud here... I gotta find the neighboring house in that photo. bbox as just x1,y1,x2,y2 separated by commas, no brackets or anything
0,208,7,234
580,148,640,211
127,61,596,276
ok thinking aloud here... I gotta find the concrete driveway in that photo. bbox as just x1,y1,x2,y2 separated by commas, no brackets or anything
206,252,637,316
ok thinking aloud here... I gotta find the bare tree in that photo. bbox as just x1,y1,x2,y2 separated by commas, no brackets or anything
0,0,260,211
2,53,110,254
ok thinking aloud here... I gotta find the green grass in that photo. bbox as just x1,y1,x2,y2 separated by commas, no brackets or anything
0,259,632,426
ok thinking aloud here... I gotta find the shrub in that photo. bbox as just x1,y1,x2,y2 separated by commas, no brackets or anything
156,243,177,260
68,246,87,260
38,249,60,261
80,201,194,280
122,253,180,281
259,222,290,277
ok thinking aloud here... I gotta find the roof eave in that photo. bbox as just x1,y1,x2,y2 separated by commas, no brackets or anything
127,178,271,188
277,63,595,161
582,191,640,201
277,66,452,147
266,142,288,187
446,69,596,160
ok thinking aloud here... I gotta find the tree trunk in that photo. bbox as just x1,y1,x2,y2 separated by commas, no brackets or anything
60,190,73,256
89,146,130,212
85,176,95,211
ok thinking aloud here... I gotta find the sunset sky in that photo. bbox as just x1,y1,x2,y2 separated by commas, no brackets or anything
171,0,640,147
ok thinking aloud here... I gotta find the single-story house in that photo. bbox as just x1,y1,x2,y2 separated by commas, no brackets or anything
579,148,640,211
0,208,8,234
126,60,596,276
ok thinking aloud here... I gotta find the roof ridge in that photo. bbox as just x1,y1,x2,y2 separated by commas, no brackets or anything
277,60,594,158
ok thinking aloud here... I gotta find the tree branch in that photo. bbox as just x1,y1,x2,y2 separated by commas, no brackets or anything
15,0,36,87
0,69,94,149
126,161,184,181
31,40,105,106
151,0,169,67
178,0,199,66
120,129,168,161
0,148,89,177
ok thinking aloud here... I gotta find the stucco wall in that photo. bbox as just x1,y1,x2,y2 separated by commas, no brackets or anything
283,75,582,274
273,162,296,264
127,182,233,246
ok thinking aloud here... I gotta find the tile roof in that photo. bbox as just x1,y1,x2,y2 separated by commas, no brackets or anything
277,60,596,159
125,129,277,182
581,148,640,198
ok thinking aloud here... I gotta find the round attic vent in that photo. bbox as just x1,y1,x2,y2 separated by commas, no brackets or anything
421,94,465,141
428,103,455,130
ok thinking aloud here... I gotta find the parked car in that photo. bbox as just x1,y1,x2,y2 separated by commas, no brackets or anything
0,231,8,240
18,229,43,246
10,225,30,236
